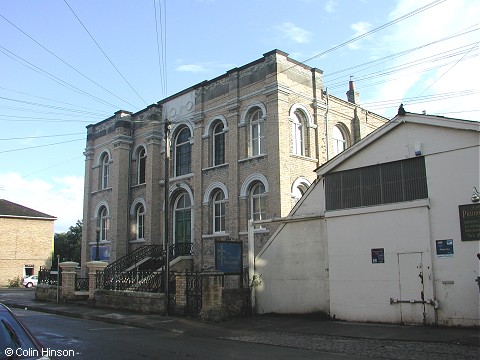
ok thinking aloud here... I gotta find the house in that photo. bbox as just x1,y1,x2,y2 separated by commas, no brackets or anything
80,50,387,275
254,112,480,327
0,199,56,286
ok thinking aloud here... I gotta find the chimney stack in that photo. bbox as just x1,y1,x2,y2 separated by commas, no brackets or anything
346,76,360,104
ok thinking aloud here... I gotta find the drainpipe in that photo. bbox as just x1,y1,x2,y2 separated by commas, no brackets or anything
126,125,133,256
325,88,330,161
248,219,255,314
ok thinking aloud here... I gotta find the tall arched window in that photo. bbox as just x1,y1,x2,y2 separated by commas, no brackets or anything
250,182,266,228
332,125,347,156
213,121,225,166
175,127,191,176
98,206,109,241
249,107,265,156
136,204,145,240
137,147,146,184
212,189,226,233
292,110,307,156
174,193,191,244
101,153,110,189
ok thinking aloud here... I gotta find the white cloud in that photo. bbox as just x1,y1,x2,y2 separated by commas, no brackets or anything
176,64,208,73
0,172,84,233
364,0,479,120
348,21,373,49
324,0,338,13
275,22,313,44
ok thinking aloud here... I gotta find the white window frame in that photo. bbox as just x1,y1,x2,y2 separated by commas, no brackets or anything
212,189,226,233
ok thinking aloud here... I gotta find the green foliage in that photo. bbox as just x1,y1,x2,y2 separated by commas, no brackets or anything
54,220,83,267
7,276,21,287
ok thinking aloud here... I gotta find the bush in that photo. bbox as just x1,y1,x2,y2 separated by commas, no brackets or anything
7,276,22,288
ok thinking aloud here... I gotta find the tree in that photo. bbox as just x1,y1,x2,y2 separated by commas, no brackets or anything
53,220,82,268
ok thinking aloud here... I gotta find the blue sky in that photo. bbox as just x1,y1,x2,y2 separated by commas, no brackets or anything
0,0,478,232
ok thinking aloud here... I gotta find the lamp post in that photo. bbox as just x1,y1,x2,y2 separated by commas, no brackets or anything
95,228,100,261
164,120,171,315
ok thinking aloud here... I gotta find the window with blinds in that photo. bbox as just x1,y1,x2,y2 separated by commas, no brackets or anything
325,157,428,211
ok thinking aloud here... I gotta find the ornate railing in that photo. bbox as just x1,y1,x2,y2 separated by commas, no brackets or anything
38,267,61,286
75,277,89,291
169,242,194,259
103,245,163,280
97,269,164,292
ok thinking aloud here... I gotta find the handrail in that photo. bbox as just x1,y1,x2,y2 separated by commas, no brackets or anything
103,245,163,280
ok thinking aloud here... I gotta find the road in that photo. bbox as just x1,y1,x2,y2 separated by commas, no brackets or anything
12,308,365,360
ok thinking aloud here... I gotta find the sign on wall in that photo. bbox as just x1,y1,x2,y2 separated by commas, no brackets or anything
436,239,454,257
215,240,242,274
459,204,480,241
371,248,385,263
90,245,111,261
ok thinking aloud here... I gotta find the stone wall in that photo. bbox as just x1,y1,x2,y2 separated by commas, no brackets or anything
35,285,59,302
92,290,165,314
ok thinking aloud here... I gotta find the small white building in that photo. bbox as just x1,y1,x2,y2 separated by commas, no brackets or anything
254,112,480,327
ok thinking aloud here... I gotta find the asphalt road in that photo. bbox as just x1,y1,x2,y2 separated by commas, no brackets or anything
12,308,367,360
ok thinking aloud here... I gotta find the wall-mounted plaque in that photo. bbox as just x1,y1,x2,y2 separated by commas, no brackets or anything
371,248,384,263
215,241,243,274
459,204,480,241
436,239,454,257
90,245,110,261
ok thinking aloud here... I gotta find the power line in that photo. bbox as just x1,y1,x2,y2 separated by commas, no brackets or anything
0,132,84,141
22,155,85,178
63,0,148,107
325,43,478,90
418,41,479,96
0,86,110,114
0,13,140,110
323,26,479,82
0,96,109,117
287,0,447,74
0,138,85,154
154,0,168,98
0,45,122,109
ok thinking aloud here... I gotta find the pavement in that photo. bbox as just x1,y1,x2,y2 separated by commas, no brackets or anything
1,287,479,359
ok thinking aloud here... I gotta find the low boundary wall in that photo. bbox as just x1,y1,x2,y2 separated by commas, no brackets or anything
92,290,165,314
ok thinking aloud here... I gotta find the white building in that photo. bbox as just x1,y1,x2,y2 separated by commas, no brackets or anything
254,112,480,327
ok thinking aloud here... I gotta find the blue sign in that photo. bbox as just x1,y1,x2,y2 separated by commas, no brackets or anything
215,241,242,274
90,245,111,261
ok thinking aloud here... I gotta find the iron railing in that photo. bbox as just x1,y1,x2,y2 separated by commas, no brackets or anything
75,277,89,291
169,243,194,259
97,269,164,292
38,267,61,286
103,245,164,280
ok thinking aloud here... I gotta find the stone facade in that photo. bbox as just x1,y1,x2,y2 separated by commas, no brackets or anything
81,50,387,274
0,200,56,286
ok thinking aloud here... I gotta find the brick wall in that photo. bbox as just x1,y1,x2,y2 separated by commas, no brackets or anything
0,217,54,286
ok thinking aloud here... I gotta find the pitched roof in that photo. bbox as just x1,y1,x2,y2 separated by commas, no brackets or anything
0,199,56,220
315,112,479,176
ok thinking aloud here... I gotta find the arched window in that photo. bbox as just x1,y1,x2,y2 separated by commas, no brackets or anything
292,109,308,156
137,147,146,184
174,193,192,244
98,206,109,241
136,204,145,240
212,189,226,233
332,125,347,156
250,182,266,228
175,127,191,176
291,178,311,204
213,121,225,166
249,107,265,156
101,153,110,189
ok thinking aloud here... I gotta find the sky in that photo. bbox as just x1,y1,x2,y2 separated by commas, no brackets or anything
0,0,478,233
